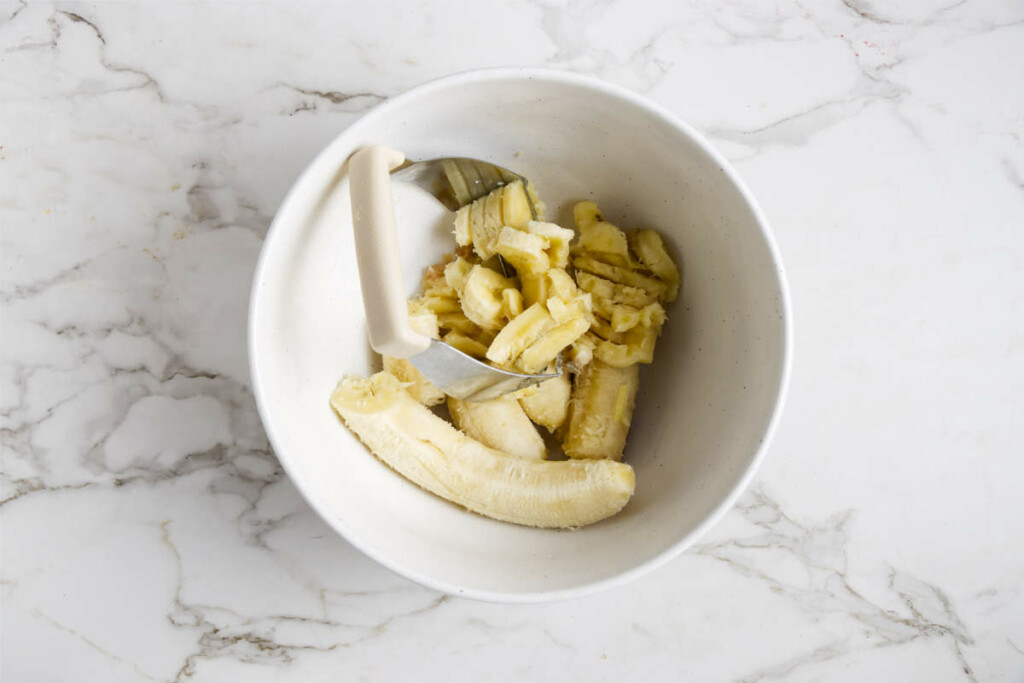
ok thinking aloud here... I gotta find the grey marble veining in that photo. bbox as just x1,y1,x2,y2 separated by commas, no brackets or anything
2,1,1022,681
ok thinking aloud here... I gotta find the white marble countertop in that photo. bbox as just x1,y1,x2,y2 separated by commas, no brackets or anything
2,1,1023,680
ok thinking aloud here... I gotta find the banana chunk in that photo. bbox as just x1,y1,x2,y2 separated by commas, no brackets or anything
332,373,635,528
502,287,524,319
448,395,546,460
546,268,579,301
594,322,661,367
518,317,590,374
382,356,445,406
453,205,472,246
494,226,550,276
573,255,671,302
486,302,552,366
484,192,504,235
442,330,490,359
524,221,575,269
460,265,514,330
573,201,631,267
406,299,440,339
518,368,571,433
566,332,598,372
444,256,476,294
412,293,461,315
545,295,592,326
437,311,483,336
521,272,549,308
576,272,657,308
501,180,533,228
562,361,640,461
573,200,604,230
456,181,536,261
574,220,632,267
630,229,681,290
572,201,680,305
589,297,665,334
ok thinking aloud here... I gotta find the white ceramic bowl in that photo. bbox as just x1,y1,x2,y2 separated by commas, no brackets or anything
249,68,791,602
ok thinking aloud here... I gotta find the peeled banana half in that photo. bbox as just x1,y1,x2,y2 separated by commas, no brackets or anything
331,373,635,529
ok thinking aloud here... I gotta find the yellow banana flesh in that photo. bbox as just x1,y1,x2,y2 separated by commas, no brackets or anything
485,302,552,366
562,361,640,461
630,229,680,287
331,373,635,528
494,227,550,276
331,190,686,528
591,312,662,366
518,317,590,374
573,200,603,230
573,255,671,302
517,368,571,433
442,330,490,359
575,221,632,267
447,394,546,460
382,356,445,406
520,272,549,308
501,288,524,319
576,271,657,308
455,181,536,260
565,332,598,373
524,221,575,269
460,265,514,330
501,180,534,227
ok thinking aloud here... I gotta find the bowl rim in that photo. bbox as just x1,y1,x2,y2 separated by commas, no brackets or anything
248,66,793,603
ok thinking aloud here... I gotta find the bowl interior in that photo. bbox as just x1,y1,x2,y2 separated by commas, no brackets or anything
250,71,788,600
